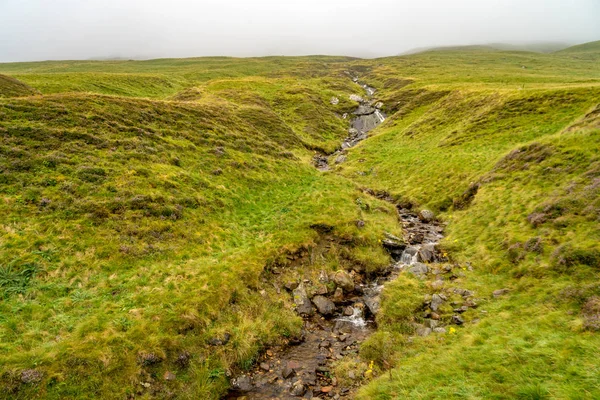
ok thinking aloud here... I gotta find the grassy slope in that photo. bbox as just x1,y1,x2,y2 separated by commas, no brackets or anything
0,74,40,98
329,47,600,399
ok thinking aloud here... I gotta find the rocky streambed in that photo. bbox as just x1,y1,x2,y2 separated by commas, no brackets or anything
225,77,477,399
313,75,386,171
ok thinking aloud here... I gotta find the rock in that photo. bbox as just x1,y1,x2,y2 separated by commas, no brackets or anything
312,295,335,316
375,101,384,109
454,306,469,313
418,243,436,263
330,97,339,105
137,351,163,365
493,288,510,298
20,369,43,384
322,386,333,393
409,262,429,277
319,270,329,283
363,295,381,315
430,312,441,320
430,293,445,312
260,362,270,371
382,233,406,258
290,381,306,396
335,154,347,164
333,270,354,292
163,371,176,381
452,315,464,325
285,280,299,291
431,280,444,290
349,94,364,102
354,105,376,116
293,284,315,316
425,319,439,329
231,375,253,392
416,326,432,337
282,363,296,379
175,351,191,368
212,168,223,176
343,306,354,316
433,327,447,334
313,284,328,296
356,220,365,228
332,288,344,303
418,209,435,222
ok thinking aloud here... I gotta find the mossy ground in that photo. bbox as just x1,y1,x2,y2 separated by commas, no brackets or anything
0,44,599,398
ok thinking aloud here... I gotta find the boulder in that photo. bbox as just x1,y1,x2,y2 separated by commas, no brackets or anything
363,295,381,316
293,284,314,316
451,315,464,325
231,375,252,392
408,262,429,277
333,270,354,292
418,243,437,263
312,295,335,316
430,293,445,312
332,287,344,303
335,154,347,164
418,209,435,222
416,326,432,337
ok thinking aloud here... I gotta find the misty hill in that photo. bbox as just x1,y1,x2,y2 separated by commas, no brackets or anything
401,41,572,55
0,41,599,399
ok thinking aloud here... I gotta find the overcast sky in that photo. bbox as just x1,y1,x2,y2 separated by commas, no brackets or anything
1,0,599,62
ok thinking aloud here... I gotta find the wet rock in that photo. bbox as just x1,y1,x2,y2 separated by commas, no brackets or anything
418,209,435,222
282,363,296,379
293,284,315,316
493,288,510,298
20,369,43,384
312,295,335,316
290,381,306,396
408,262,429,277
418,243,436,263
343,306,354,316
231,375,253,392
330,97,339,105
260,362,270,371
430,293,445,312
354,104,376,116
333,270,354,292
452,315,464,325
332,288,344,303
363,295,381,315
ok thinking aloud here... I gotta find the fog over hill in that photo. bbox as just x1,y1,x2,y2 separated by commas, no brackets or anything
1,0,600,62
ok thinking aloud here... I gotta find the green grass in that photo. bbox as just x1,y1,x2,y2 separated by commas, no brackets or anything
0,43,599,398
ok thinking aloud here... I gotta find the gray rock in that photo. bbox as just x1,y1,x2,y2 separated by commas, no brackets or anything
353,105,376,116
430,293,445,312
375,101,384,109
332,287,344,303
363,295,381,315
349,94,364,102
416,326,432,337
425,319,439,329
330,97,339,105
260,362,270,371
290,381,306,396
418,243,437,263
231,375,253,392
356,220,365,228
493,288,510,298
433,327,447,334
333,270,354,292
293,284,314,316
418,209,435,222
452,315,464,325
335,154,347,164
312,295,335,316
409,262,429,277
431,280,444,290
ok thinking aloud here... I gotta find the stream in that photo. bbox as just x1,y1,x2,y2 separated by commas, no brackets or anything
226,77,445,399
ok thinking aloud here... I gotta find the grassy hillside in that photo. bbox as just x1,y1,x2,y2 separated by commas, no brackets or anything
0,74,39,98
0,42,599,399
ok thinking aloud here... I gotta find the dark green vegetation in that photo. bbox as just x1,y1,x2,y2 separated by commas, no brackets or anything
0,43,599,399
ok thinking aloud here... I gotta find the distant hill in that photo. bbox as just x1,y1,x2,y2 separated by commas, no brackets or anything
0,74,39,97
558,40,600,54
402,41,572,55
